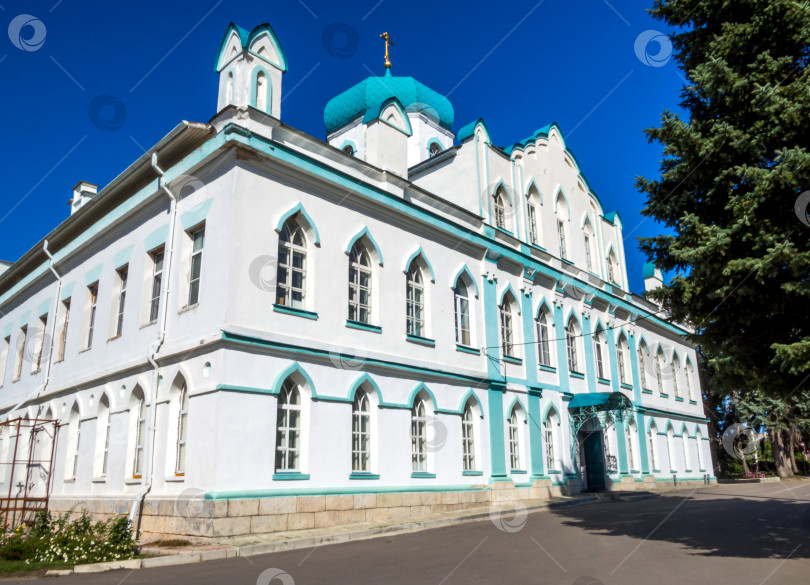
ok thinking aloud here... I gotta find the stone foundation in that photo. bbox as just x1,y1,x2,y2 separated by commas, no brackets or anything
45,476,712,542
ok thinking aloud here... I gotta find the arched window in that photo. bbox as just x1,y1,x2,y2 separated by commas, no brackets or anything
175,383,189,475
500,294,516,358
352,390,371,472
94,396,111,478
544,409,559,471
275,379,302,471
655,349,666,395
461,401,476,472
428,142,442,158
556,194,569,260
276,218,307,310
225,72,234,105
594,325,608,379
536,307,552,367
508,405,523,470
638,341,649,390
66,405,81,480
685,360,695,401
696,430,705,470
526,184,541,246
606,250,620,286
682,430,691,470
566,317,580,373
626,419,639,471
256,71,267,111
133,390,147,478
406,262,425,337
493,190,507,229
348,243,372,324
671,354,681,398
411,395,428,472
617,335,630,385
342,145,355,156
666,426,676,472
583,219,596,273
648,422,658,471
453,275,471,347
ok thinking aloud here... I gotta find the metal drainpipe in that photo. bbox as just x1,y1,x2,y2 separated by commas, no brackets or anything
128,152,178,527
4,240,63,419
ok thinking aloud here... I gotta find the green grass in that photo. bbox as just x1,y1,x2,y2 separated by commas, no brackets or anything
0,558,72,574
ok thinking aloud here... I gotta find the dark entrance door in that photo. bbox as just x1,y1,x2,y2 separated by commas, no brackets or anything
583,431,606,491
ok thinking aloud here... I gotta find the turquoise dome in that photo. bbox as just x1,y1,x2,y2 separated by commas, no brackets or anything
324,70,454,134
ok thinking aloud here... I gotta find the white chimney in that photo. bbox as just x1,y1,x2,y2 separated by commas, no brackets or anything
70,181,99,215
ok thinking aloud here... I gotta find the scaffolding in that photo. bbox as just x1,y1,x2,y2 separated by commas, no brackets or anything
0,417,60,529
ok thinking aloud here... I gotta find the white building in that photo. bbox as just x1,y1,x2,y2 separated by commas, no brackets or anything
0,22,714,540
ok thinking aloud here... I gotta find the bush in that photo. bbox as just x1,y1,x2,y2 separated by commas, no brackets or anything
0,510,138,566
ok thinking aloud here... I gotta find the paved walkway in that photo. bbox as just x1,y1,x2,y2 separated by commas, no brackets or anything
14,481,810,584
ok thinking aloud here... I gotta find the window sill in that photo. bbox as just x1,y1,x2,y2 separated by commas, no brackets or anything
685,469,692,473
620,383,633,391
107,335,121,343
462,470,483,476
165,476,186,483
569,371,585,379
547,470,562,475
411,472,436,479
91,477,106,483
689,400,697,405
140,321,157,330
63,478,76,484
31,368,41,375
456,344,480,355
660,393,669,398
510,469,527,475
125,478,142,485
345,319,381,334
675,397,684,402
495,226,514,237
178,303,200,315
539,364,556,373
528,243,547,253
630,469,640,474
642,389,653,394
669,470,678,474
78,347,91,354
652,469,661,473
561,258,575,266
597,377,610,385
273,304,318,320
503,355,523,365
406,334,435,347
349,473,380,480
273,472,310,481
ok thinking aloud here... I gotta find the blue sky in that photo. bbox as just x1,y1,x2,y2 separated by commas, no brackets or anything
0,0,684,293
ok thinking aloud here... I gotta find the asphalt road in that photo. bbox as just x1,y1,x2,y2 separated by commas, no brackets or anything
12,481,810,585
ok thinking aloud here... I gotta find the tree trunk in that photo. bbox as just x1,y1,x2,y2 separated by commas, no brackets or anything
738,446,751,474
771,429,794,478
789,424,799,474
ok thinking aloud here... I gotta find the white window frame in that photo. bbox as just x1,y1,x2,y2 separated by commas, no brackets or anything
454,279,471,347
0,337,9,387
133,397,147,478
566,320,579,373
115,266,128,338
86,284,98,349
276,221,307,310
148,248,164,323
175,384,189,475
500,298,516,358
411,397,428,472
13,326,27,381
557,219,567,259
275,380,302,472
406,264,425,337
187,226,205,306
348,244,372,324
527,203,539,245
508,407,522,471
56,299,70,362
536,310,552,367
494,193,506,229
352,391,371,473
462,402,476,472
32,314,47,373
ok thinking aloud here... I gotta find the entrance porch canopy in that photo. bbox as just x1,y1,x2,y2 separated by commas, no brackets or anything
567,391,634,459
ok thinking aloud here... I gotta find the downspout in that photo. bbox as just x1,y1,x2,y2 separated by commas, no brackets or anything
4,240,63,419
129,152,178,527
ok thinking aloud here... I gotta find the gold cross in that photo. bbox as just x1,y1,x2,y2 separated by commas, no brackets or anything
380,32,394,69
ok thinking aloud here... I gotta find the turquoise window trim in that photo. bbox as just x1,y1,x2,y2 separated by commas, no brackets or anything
339,140,357,155
347,373,384,404
205,483,489,500
456,344,480,355
407,382,439,411
503,355,523,365
539,364,556,373
144,224,169,251
569,371,585,379
547,470,562,474
561,258,576,266
37,298,52,317
180,199,213,231
451,264,480,297
18,311,31,328
495,226,514,238
345,226,384,266
411,472,436,479
620,382,634,391
528,243,548,253
275,202,321,245
349,473,380,480
462,470,483,476
426,137,444,155
60,282,75,301
406,334,435,347
675,397,684,402
689,400,697,405
403,247,436,282
273,304,318,320
346,319,382,334
216,384,277,396
112,245,134,269
597,377,610,385
642,389,653,394
272,473,310,481
456,389,484,415
84,264,103,286
510,469,527,475
270,361,319,398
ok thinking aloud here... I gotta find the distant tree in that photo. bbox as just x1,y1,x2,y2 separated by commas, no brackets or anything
636,0,810,475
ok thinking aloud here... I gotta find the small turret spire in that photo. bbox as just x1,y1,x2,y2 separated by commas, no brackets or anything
380,31,394,69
